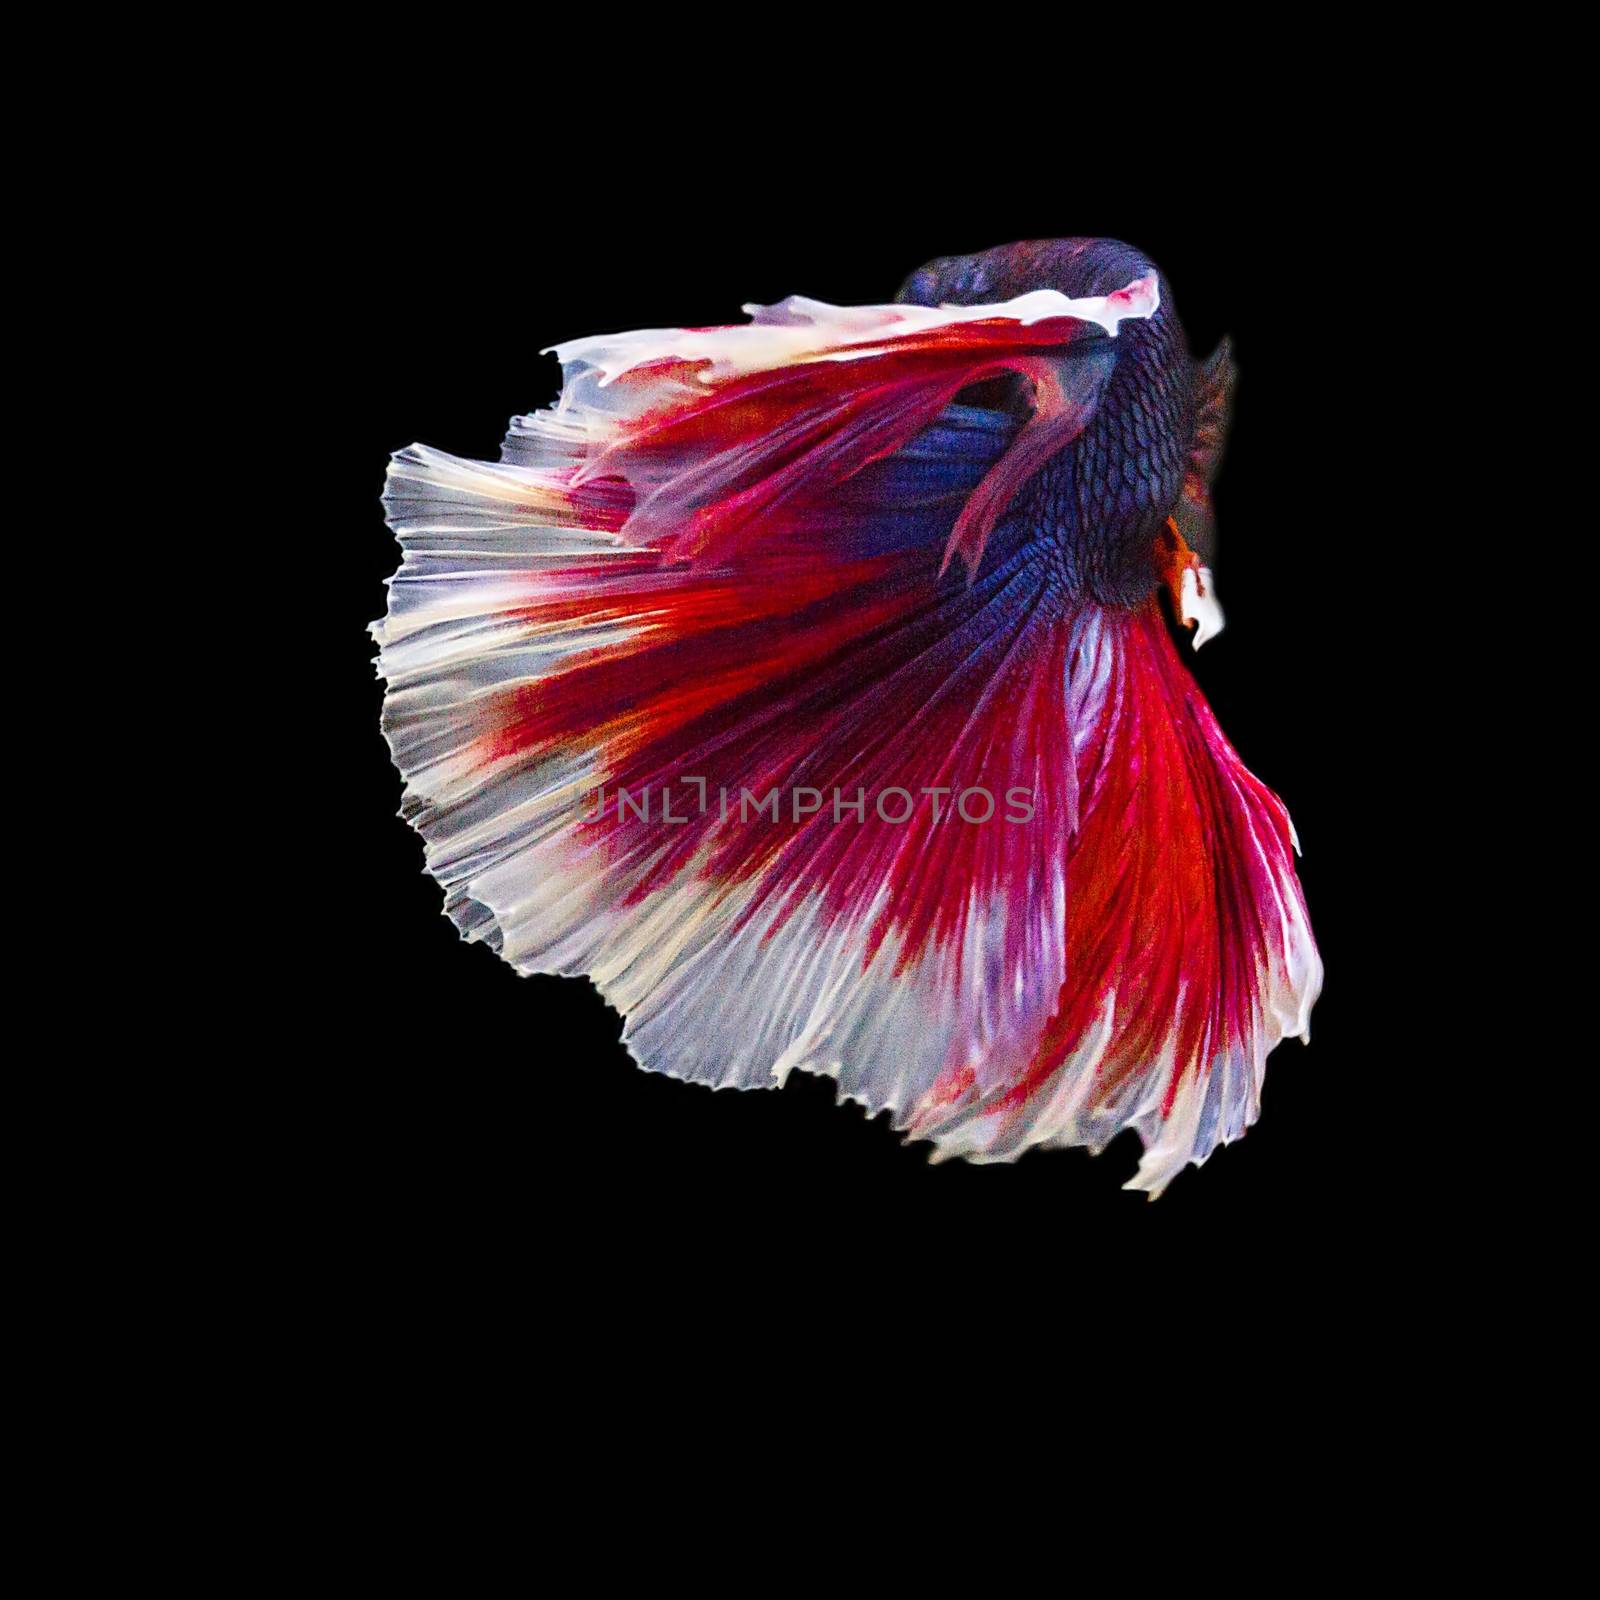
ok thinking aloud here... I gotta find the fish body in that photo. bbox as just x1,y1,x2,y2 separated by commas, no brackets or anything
373,237,1319,1194
904,237,1199,603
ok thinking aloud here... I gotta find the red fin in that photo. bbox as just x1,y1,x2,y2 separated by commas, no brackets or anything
922,602,1320,1192
552,281,1157,574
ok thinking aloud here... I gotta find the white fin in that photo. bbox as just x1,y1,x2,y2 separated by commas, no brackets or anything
1181,565,1225,649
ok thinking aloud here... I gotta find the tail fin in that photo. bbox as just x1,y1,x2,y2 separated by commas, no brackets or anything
373,282,1317,1193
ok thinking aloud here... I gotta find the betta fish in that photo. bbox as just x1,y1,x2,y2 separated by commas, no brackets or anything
372,236,1321,1194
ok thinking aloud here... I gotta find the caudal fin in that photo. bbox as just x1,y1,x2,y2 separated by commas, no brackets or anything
372,282,1317,1193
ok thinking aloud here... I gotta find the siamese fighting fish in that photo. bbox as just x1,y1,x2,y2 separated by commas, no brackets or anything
373,236,1321,1194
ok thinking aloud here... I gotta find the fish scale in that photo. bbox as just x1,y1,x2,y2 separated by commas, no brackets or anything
900,236,1197,604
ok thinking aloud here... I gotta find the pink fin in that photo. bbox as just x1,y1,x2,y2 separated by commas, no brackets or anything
940,349,1116,580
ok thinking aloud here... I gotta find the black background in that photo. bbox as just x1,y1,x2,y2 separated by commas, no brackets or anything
293,139,1415,1321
